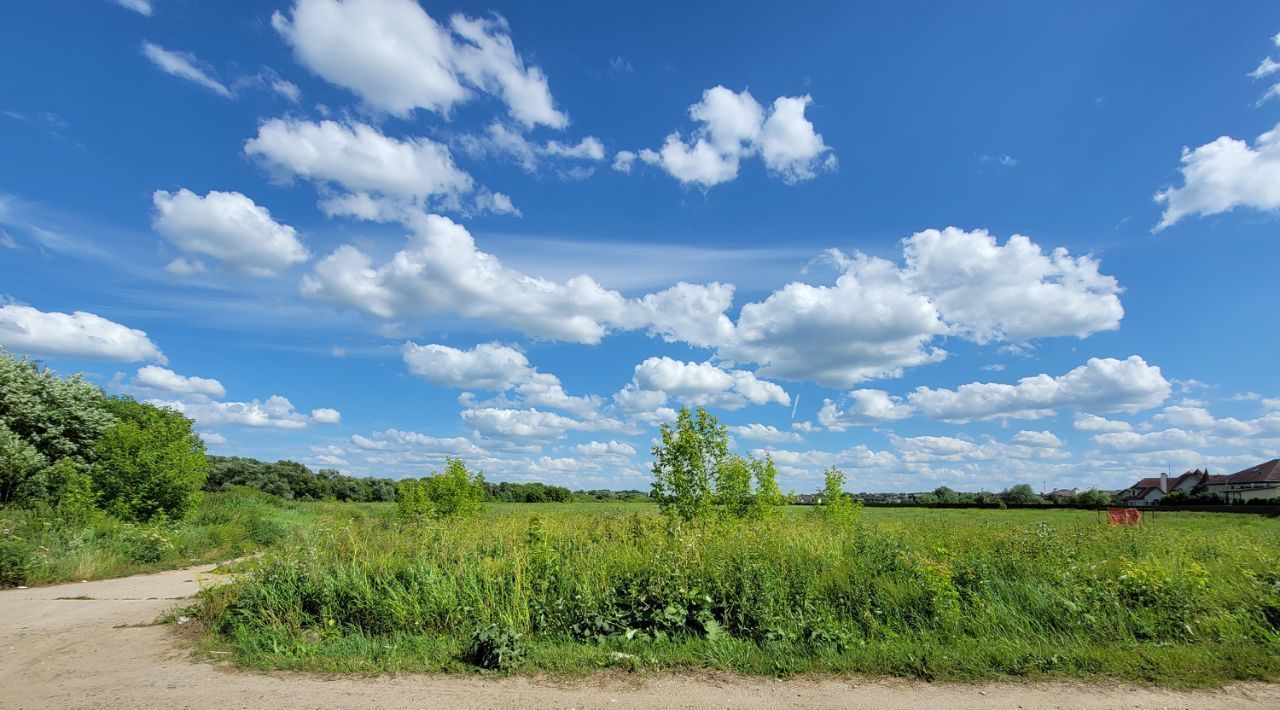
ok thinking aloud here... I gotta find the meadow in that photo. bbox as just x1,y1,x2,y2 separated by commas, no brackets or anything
0,489,355,586
196,503,1280,686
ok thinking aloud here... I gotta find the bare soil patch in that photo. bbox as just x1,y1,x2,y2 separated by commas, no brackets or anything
3,566,1278,709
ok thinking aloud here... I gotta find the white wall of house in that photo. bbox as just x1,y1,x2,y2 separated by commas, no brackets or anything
1222,486,1280,503
1203,484,1229,500
1133,489,1164,506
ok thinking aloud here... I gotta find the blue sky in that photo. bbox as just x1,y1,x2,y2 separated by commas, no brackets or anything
3,0,1280,493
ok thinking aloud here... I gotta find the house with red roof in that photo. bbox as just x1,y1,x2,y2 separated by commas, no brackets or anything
1215,459,1280,503
1117,460,1280,506
1117,469,1209,506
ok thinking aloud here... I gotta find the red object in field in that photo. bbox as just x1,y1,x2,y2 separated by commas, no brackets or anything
1106,507,1141,526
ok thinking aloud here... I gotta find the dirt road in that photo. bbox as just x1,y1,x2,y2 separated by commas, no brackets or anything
3,566,1279,710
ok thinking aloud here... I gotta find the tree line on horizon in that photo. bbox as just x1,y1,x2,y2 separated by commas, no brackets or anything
206,455,651,504
0,348,1172,518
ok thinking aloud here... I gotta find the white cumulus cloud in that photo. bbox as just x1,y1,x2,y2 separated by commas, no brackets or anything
818,389,914,431
1011,430,1064,449
634,86,834,188
405,342,605,420
302,212,639,343
1073,412,1132,432
716,229,1123,387
1155,121,1280,230
245,118,475,218
402,342,532,390
304,220,1124,392
901,227,1123,343
730,423,803,444
908,356,1171,423
0,304,165,363
721,254,947,387
571,440,637,456
151,189,308,276
627,356,789,411
1091,428,1206,453
151,394,337,429
134,365,225,398
311,407,342,424
461,407,590,441
272,0,566,128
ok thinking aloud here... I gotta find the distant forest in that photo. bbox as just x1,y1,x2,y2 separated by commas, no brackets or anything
205,456,651,503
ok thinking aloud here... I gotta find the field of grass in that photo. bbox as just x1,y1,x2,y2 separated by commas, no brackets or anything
0,488,361,586
195,503,1280,685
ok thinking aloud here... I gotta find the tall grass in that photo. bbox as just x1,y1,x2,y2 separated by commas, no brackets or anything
200,505,1280,684
0,488,350,585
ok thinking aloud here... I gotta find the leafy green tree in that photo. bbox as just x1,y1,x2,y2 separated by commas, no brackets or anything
814,465,860,523
424,457,486,518
0,422,47,504
1000,484,1044,505
710,452,787,520
0,350,114,463
650,406,728,522
747,453,785,519
34,458,98,523
91,398,207,522
933,486,959,503
714,454,754,518
206,455,398,502
484,481,573,502
397,458,486,521
1071,488,1113,506
396,477,433,520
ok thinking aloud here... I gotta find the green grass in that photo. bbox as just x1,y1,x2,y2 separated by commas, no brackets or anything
0,488,364,586
196,504,1280,685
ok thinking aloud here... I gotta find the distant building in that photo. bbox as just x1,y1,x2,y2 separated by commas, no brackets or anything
1215,460,1280,503
1117,461,1280,505
1117,476,1167,506
1045,488,1078,500
1118,469,1208,506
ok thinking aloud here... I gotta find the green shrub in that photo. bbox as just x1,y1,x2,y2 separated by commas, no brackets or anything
0,525,32,586
0,489,316,586
1,350,210,522
396,457,486,521
91,397,207,522
44,458,98,524
714,453,786,520
814,466,861,525
122,523,176,564
0,422,47,505
247,517,286,546
714,454,753,517
651,406,727,523
0,350,115,465
1001,484,1045,505
465,623,527,670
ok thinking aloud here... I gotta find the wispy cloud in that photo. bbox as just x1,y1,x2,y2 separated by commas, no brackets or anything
113,0,153,16
980,153,1019,167
140,41,231,97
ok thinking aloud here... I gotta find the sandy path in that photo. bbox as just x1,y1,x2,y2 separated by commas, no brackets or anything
3,566,1279,710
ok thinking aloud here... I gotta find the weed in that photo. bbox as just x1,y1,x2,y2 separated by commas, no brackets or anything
201,505,1280,685
465,623,527,670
